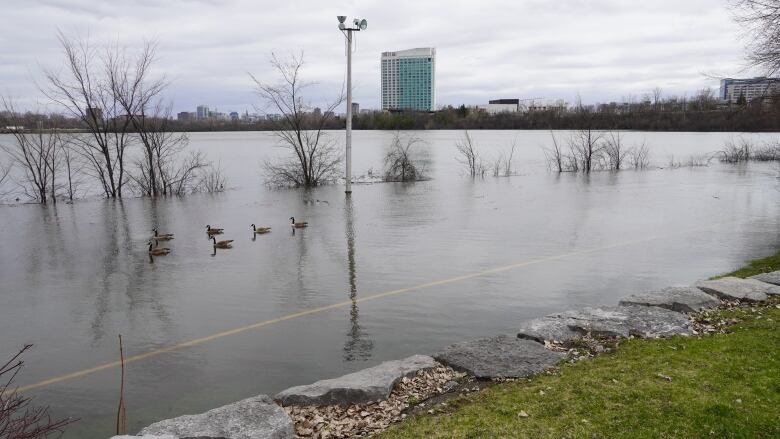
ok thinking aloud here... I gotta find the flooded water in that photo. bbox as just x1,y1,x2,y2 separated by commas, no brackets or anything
1,130,779,438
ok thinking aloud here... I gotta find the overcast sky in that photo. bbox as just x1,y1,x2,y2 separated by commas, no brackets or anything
0,0,759,113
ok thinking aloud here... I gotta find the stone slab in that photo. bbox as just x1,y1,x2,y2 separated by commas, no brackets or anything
433,335,564,379
618,286,721,313
517,305,692,344
111,436,178,439
274,355,438,407
138,395,295,439
750,271,780,287
695,277,780,301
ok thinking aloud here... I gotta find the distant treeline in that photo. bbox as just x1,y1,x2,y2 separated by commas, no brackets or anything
4,97,780,134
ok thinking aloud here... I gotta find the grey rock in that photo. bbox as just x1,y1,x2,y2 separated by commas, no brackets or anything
275,355,438,407
111,436,178,439
750,270,780,287
618,286,721,313
695,277,780,301
138,395,295,439
517,305,692,344
433,335,564,379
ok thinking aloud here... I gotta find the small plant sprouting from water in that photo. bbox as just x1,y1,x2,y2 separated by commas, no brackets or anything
116,335,126,436
720,138,780,163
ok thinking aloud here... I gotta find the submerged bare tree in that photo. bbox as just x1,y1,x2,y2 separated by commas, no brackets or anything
627,142,652,169
604,131,627,170
455,130,485,177
0,100,61,203
1,345,75,438
251,53,344,187
732,0,780,75
43,32,143,198
195,160,227,193
384,132,427,182
569,129,605,173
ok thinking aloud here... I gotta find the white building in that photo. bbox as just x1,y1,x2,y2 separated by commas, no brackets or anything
484,99,519,114
196,105,210,120
720,77,780,104
381,48,436,112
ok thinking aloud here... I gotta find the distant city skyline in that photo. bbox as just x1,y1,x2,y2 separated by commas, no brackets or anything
0,0,764,114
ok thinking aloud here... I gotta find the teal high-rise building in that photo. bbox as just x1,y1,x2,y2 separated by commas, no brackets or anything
381,48,436,112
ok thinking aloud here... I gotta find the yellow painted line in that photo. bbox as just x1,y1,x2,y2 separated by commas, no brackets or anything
18,225,715,392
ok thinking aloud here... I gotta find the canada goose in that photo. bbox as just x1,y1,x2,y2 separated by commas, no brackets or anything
290,217,308,228
206,225,224,235
251,224,272,234
147,242,171,256
152,228,174,240
212,236,234,248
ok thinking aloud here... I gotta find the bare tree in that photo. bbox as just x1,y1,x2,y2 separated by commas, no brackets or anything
195,160,227,193
42,32,137,198
627,142,652,169
455,130,485,177
732,0,780,75
383,131,427,181
251,52,344,187
1,345,75,438
0,100,61,203
604,131,627,170
544,131,566,172
569,129,605,173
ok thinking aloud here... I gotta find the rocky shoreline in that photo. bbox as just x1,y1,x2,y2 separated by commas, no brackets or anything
111,274,780,439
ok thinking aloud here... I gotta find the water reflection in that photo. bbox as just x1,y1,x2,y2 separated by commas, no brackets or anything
342,194,374,362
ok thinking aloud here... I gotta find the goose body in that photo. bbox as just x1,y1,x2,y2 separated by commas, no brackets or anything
212,236,234,248
147,242,171,256
206,225,224,235
251,224,272,234
290,217,308,228
153,228,174,240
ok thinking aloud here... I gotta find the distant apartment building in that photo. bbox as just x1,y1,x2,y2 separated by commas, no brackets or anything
381,47,436,112
351,102,360,114
720,77,780,104
196,105,210,120
229,112,239,121
177,111,195,121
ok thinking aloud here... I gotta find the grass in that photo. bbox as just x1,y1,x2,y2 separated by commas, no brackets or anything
379,295,780,438
717,248,780,279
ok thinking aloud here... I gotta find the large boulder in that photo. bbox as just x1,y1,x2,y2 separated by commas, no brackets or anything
750,270,780,287
618,286,721,313
274,355,438,407
433,335,564,379
138,395,295,439
695,277,780,301
517,305,692,344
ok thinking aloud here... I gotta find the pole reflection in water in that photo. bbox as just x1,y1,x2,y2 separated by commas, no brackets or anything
342,194,374,362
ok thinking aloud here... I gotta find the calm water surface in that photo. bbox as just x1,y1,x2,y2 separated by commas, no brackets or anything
0,130,778,438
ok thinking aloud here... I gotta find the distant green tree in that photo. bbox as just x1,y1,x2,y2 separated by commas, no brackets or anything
736,92,748,106
457,104,469,118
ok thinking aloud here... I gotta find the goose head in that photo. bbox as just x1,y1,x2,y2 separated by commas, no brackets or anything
290,217,295,224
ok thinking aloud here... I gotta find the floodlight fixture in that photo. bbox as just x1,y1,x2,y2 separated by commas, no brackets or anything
337,15,347,23
339,23,346,30
359,19,367,30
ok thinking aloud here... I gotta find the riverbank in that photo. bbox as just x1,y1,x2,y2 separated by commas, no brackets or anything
375,254,780,439
113,249,780,439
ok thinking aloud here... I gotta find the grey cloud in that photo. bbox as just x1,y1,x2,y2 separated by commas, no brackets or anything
0,0,756,112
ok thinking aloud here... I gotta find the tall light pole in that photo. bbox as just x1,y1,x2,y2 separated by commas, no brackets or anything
338,16,367,194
